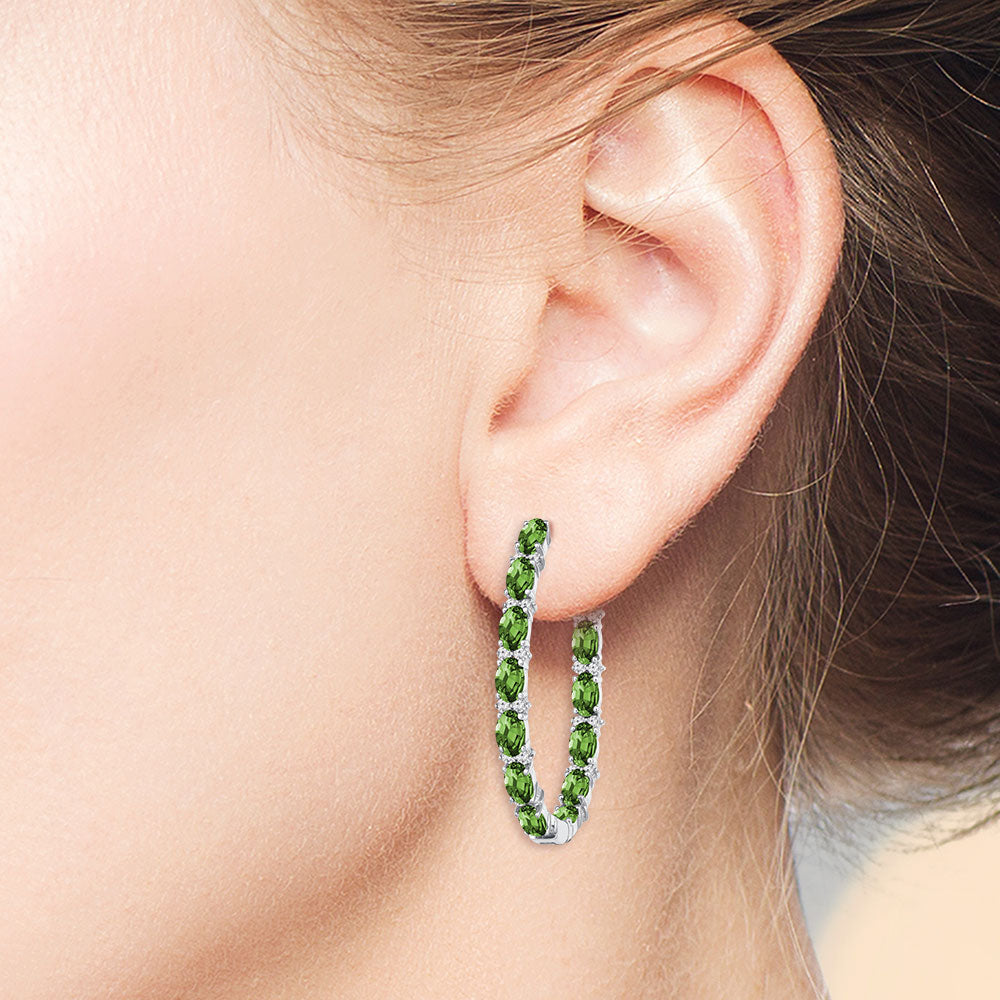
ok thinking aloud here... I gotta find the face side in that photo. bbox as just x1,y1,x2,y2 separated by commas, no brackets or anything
0,1,552,991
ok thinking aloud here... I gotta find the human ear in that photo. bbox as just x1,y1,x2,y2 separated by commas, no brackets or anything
460,18,844,618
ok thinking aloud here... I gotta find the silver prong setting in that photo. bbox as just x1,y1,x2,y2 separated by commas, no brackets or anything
495,518,606,844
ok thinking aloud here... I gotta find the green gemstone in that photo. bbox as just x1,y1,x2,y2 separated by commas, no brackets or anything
495,709,526,756
572,671,600,715
505,556,535,600
561,768,590,805
494,656,525,702
518,806,548,837
498,605,529,650
554,804,578,822
569,722,597,764
572,620,599,664
517,518,549,556
504,762,534,804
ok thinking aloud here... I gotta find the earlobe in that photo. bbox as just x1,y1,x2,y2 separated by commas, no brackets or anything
460,19,844,618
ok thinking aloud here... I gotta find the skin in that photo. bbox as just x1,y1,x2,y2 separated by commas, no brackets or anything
0,3,843,997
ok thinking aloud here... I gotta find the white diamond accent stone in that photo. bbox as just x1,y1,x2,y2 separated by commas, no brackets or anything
496,695,531,714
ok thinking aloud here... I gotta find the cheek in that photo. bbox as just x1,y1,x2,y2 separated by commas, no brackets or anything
0,8,472,993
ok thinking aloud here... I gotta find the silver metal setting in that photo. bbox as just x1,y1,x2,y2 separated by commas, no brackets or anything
494,518,606,845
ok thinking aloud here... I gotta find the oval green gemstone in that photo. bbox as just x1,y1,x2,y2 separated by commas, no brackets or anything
572,621,599,664
505,556,535,600
554,804,578,822
498,605,529,650
518,805,548,837
569,721,597,764
561,768,590,805
517,518,549,556
494,656,525,702
572,671,600,715
495,709,526,756
504,762,534,804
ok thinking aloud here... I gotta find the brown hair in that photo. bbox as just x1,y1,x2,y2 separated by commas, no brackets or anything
256,0,1000,834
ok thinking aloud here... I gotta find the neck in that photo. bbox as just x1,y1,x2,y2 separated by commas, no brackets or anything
212,483,827,999
338,720,822,1000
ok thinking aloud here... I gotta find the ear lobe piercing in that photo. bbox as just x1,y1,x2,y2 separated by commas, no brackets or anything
494,518,606,844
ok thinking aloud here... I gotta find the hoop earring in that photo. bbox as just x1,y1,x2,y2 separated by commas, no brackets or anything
494,517,605,844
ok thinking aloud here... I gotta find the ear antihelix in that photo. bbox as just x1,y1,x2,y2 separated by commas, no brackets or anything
581,73,794,413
